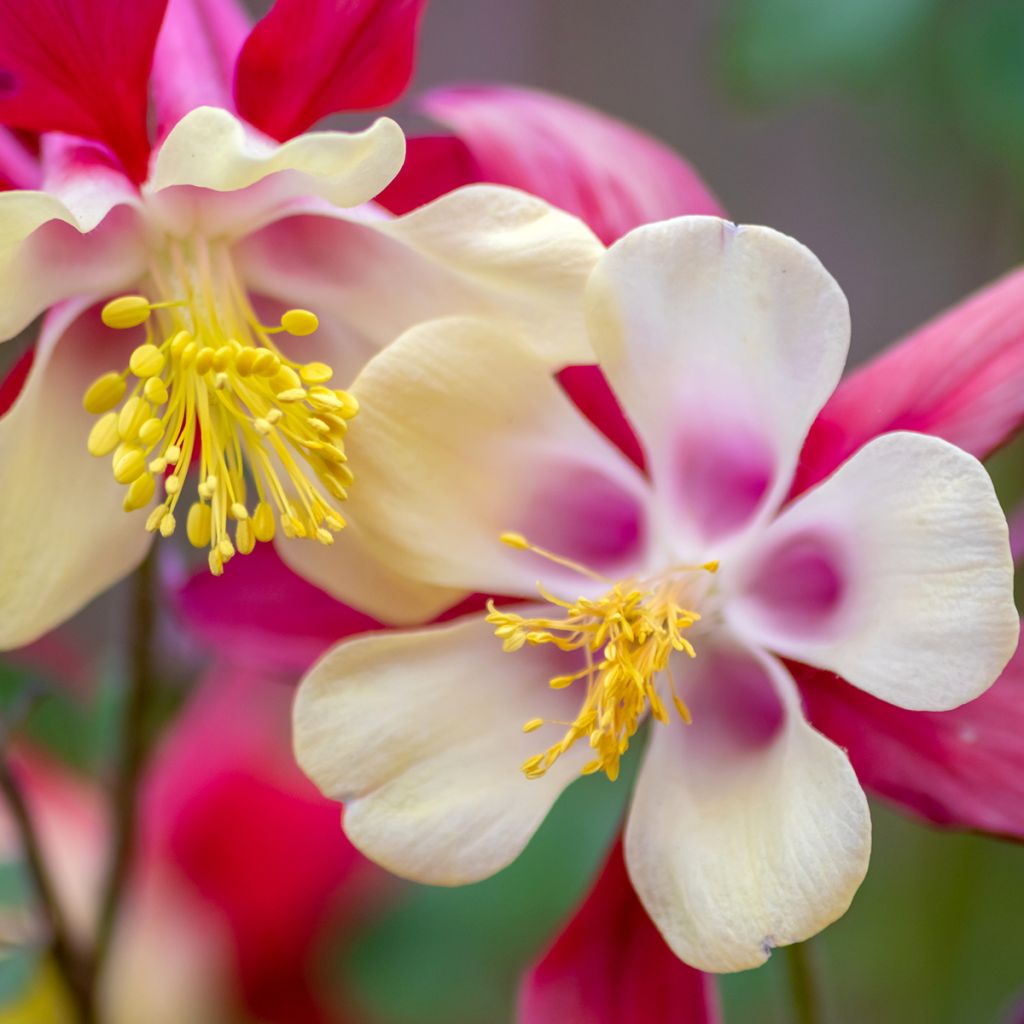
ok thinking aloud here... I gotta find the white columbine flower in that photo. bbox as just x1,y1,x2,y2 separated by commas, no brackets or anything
0,107,601,648
294,217,1018,972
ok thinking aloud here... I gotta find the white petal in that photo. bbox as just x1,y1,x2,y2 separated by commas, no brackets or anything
146,106,405,235
586,217,849,549
726,432,1018,710
237,184,603,367
0,190,144,341
624,640,870,973
276,520,464,626
0,302,152,650
344,316,651,599
293,612,587,884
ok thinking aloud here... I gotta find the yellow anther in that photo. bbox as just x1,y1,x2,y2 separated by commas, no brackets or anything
169,330,191,359
87,413,121,457
194,348,214,375
703,560,720,573
138,418,164,448
113,448,146,484
101,295,151,329
300,362,333,385
145,505,167,532
83,372,127,414
144,377,169,404
90,262,345,577
252,350,280,376
252,502,275,542
117,397,150,441
336,391,359,419
236,519,255,555
323,475,348,502
186,502,212,548
271,366,302,393
123,473,156,512
318,443,346,464
307,386,342,411
129,344,165,378
489,538,711,783
235,349,257,376
280,308,319,336
213,346,233,372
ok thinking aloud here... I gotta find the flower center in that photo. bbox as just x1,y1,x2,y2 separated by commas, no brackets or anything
486,532,718,782
82,237,356,575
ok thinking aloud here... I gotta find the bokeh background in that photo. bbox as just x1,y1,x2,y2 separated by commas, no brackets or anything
2,1,1024,1022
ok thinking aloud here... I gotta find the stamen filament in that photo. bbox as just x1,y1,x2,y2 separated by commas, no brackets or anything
489,532,718,782
83,237,356,574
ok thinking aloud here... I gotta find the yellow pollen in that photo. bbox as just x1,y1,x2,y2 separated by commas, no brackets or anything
85,240,355,573
488,534,718,782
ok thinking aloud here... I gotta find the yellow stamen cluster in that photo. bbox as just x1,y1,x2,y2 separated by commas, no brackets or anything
82,242,356,575
487,533,718,782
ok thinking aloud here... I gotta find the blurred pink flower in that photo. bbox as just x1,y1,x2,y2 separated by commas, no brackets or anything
517,842,721,1024
0,669,387,1022
0,0,428,184
144,665,388,1023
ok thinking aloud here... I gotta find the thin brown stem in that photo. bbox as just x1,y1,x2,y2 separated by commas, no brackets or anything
92,549,157,986
0,757,94,1022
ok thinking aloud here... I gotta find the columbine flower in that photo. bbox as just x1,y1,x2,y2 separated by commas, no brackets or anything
294,216,1018,972
0,0,601,649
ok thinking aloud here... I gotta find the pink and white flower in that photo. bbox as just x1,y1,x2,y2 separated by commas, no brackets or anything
293,216,1018,972
0,0,602,650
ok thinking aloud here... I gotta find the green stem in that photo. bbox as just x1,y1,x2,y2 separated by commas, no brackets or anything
784,941,824,1024
92,550,158,989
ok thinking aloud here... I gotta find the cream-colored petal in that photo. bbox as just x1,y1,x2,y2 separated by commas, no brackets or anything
238,184,603,367
625,640,870,973
276,519,464,626
343,316,651,599
146,106,405,235
587,217,849,550
294,612,588,885
0,190,144,341
0,302,152,650
727,432,1018,711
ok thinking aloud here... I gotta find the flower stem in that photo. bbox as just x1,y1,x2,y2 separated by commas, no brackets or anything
93,549,158,984
0,757,94,1023
784,940,824,1024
